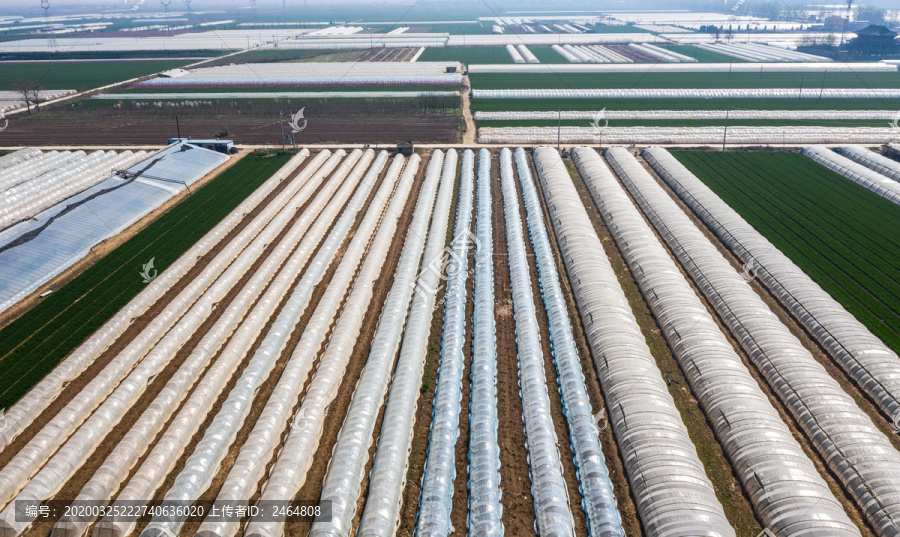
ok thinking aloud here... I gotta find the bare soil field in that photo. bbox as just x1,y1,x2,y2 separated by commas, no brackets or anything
0,101,461,145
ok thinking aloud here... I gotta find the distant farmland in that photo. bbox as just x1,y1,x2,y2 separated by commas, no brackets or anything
673,150,900,354
0,60,194,91
419,46,513,64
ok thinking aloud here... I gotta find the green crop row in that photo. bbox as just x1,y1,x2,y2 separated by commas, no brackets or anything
470,97,900,112
0,60,195,92
673,150,900,353
0,151,292,409
419,46,514,65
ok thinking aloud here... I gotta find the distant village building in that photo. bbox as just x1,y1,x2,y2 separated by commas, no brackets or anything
848,25,899,55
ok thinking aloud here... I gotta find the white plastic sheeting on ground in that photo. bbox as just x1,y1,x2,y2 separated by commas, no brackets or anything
474,110,897,121
353,152,457,537
646,146,900,431
0,151,340,533
563,44,599,63
836,145,900,182
517,44,539,63
466,62,895,73
0,148,41,170
630,42,697,62
240,153,424,537
0,150,148,229
305,25,364,36
462,149,504,537
94,91,460,100
193,144,404,536
134,150,388,537
552,44,581,63
0,151,84,192
532,146,734,537
0,149,305,451
514,147,623,537
499,148,576,535
595,147,859,537
138,62,462,88
51,151,351,537
506,44,525,63
802,146,900,206
478,126,900,145
274,36,450,49
696,42,831,62
187,152,395,537
414,149,473,537
638,146,900,537
123,151,390,537
0,145,230,316
214,151,417,536
473,88,900,99
309,152,456,537
588,45,633,63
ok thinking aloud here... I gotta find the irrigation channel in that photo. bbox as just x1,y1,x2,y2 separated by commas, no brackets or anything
0,146,898,537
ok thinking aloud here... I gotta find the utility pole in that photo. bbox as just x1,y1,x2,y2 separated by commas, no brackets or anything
840,0,852,46
722,109,729,152
289,109,297,151
161,0,172,36
279,110,286,152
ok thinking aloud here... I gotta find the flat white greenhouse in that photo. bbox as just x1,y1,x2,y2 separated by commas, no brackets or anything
466,61,895,73
138,62,463,88
478,126,900,144
472,87,900,99
474,110,897,121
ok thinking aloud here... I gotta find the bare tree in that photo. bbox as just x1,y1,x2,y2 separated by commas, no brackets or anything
27,83,43,112
12,78,41,115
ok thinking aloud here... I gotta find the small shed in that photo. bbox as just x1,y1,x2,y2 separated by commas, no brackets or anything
397,141,414,156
